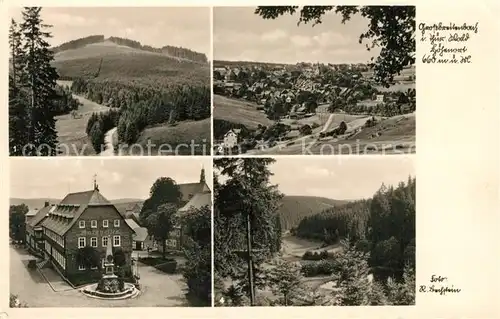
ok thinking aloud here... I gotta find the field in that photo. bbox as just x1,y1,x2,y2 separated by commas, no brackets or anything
277,196,349,231
52,41,209,87
120,118,211,156
310,113,416,155
214,95,273,130
248,112,414,155
375,82,415,92
280,234,342,261
55,90,109,156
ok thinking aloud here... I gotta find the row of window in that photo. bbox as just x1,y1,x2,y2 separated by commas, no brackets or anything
44,228,65,247
78,264,98,270
78,235,121,248
52,248,66,270
79,219,120,229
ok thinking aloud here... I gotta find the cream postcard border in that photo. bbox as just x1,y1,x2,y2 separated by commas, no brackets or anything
1,0,499,318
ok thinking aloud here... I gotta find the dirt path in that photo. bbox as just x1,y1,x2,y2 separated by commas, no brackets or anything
56,92,110,156
100,127,117,156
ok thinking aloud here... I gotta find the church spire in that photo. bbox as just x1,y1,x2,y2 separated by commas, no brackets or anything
200,165,206,184
93,174,99,191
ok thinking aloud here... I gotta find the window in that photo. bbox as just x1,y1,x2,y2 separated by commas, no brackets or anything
78,237,86,248
166,239,177,248
114,219,120,227
91,220,97,228
91,265,98,270
78,265,85,270
79,220,85,228
102,236,109,247
113,235,121,247
103,220,109,228
90,237,97,247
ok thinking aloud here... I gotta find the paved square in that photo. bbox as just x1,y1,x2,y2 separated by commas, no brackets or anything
10,246,188,307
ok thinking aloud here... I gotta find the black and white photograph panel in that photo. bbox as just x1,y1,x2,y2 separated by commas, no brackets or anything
9,7,211,157
214,157,415,306
213,6,416,155
9,158,212,307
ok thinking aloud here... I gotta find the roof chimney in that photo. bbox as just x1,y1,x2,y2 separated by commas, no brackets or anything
44,201,49,207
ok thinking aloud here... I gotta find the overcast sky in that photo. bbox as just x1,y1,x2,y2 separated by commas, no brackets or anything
268,157,415,200
10,158,212,200
9,7,211,58
214,7,380,64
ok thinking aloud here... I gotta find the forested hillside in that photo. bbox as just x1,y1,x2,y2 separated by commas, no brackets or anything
278,196,349,231
52,34,211,154
52,35,208,63
73,78,210,150
295,177,416,281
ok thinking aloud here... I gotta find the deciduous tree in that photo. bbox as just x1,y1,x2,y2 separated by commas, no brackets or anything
144,203,177,259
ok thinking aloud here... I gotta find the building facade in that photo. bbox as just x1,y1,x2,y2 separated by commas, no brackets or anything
25,202,52,255
40,185,134,284
160,168,212,252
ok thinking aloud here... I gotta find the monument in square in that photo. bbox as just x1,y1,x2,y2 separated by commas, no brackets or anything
96,239,122,293
81,237,139,299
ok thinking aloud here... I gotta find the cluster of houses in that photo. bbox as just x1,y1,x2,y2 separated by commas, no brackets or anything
24,168,211,285
213,62,388,120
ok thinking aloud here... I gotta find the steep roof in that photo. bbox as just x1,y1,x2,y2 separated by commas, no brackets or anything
133,227,149,242
124,218,140,230
124,218,148,242
178,182,207,202
178,191,212,214
41,189,123,236
26,209,39,217
28,205,53,228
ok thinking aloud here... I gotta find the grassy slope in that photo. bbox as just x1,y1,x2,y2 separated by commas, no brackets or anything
129,118,211,156
310,113,416,154
278,195,349,231
55,91,109,156
214,94,273,130
52,41,210,86
50,41,210,154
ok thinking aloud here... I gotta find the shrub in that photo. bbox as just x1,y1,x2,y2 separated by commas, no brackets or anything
28,259,37,269
301,260,337,277
155,260,177,274
138,257,175,266
302,250,329,261
299,124,312,136
113,247,127,267
339,121,348,134
67,271,102,286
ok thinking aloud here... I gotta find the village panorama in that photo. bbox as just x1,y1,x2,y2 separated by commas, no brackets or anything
213,6,416,155
9,159,212,307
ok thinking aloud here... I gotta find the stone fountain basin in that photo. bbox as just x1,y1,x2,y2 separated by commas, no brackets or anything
80,283,140,300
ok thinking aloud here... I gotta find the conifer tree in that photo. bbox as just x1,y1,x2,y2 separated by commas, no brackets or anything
267,260,304,306
19,7,59,155
333,238,372,305
9,19,28,155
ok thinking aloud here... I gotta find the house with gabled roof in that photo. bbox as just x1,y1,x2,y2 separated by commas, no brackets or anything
161,168,212,252
39,182,134,285
25,202,52,255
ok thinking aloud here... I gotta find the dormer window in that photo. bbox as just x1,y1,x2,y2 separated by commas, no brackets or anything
103,220,109,228
91,220,97,228
114,219,120,227
79,220,85,228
